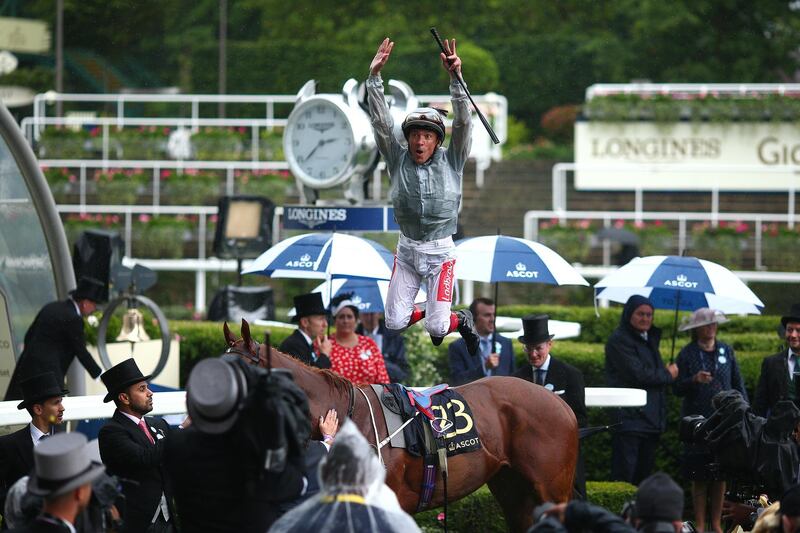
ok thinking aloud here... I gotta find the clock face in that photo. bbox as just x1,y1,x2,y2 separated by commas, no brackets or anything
285,100,355,187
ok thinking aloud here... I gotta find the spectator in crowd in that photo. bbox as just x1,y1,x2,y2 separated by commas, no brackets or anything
357,311,409,383
5,277,104,401
513,314,587,499
98,359,175,533
269,420,421,533
605,295,678,484
328,296,390,385
529,472,684,533
674,307,747,533
753,304,800,417
748,484,800,533
449,298,515,385
0,372,67,514
279,293,332,369
11,433,105,533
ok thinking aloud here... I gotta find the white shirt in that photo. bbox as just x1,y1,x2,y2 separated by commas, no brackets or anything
29,423,50,447
788,350,800,380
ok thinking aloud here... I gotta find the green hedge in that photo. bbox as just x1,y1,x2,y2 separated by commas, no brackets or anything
89,306,783,486
413,481,636,531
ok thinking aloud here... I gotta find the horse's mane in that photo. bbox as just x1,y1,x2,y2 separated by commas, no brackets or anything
304,363,354,397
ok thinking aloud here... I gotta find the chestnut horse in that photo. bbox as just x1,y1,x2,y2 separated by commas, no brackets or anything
223,320,577,532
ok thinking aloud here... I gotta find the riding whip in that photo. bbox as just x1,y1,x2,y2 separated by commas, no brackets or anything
430,27,499,144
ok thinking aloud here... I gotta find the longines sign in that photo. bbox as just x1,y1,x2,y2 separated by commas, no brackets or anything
574,122,800,191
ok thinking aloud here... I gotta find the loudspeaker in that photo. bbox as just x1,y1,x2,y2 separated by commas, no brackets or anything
207,285,275,322
72,230,124,303
213,195,274,259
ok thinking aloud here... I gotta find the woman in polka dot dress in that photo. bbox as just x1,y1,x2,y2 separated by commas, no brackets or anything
328,298,390,385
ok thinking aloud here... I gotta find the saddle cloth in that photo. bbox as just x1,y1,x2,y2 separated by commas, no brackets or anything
373,384,482,458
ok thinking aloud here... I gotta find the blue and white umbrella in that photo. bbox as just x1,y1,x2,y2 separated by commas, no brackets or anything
454,235,589,286
594,255,764,314
242,232,394,281
287,278,426,317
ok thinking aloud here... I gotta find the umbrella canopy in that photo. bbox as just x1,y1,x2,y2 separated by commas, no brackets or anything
594,255,764,314
242,232,394,281
287,278,426,316
454,235,589,286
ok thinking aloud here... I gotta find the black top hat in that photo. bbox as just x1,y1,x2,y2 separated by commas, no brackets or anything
27,433,105,498
100,358,152,403
17,372,69,410
69,276,106,304
292,292,327,323
518,314,555,346
782,304,800,328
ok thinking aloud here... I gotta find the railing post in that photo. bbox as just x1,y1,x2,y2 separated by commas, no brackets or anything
102,123,109,161
266,101,274,132
251,124,259,162
226,166,234,196
755,218,763,270
195,271,206,315
124,209,133,258
79,164,87,211
602,216,611,266
789,184,796,230
711,187,719,228
678,217,686,255
153,166,160,208
634,188,643,224
198,212,207,260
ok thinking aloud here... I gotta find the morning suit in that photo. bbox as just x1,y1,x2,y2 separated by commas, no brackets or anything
0,426,34,514
356,320,409,383
5,300,102,401
515,357,588,498
165,426,307,533
753,349,798,417
278,330,332,369
98,410,174,533
448,334,515,386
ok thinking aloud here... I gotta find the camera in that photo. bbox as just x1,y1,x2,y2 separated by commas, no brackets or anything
678,390,800,498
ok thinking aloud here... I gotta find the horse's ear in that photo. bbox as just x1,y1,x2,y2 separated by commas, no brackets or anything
241,318,252,345
223,322,235,346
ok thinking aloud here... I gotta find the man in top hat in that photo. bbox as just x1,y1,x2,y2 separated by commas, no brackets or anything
513,314,587,499
10,432,105,532
448,298,515,386
0,372,68,515
754,304,800,417
98,359,175,533
279,293,332,369
5,277,105,401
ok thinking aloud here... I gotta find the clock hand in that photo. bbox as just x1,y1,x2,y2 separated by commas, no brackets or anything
304,139,324,160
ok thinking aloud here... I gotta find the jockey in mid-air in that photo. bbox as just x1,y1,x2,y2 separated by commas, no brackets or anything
366,36,480,356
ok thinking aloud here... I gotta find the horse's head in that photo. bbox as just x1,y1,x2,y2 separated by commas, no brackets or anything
223,319,264,366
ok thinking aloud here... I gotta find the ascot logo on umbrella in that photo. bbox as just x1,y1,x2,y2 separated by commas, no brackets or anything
663,274,699,289
286,253,314,268
507,262,538,279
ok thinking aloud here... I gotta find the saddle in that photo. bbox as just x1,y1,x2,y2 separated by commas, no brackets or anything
406,384,449,421
381,383,452,434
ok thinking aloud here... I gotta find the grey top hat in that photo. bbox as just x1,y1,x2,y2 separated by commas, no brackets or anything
17,372,69,410
27,433,105,498
100,358,152,403
186,358,247,434
518,314,555,346
678,307,729,332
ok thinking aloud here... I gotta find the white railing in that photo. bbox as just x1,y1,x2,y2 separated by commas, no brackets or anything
585,83,800,101
551,162,800,226
523,209,799,271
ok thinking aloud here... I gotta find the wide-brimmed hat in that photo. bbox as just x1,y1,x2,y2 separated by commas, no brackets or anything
678,307,729,332
27,433,105,498
292,292,327,323
100,358,151,403
518,314,555,346
782,304,800,328
17,372,69,410
69,276,106,304
186,357,247,434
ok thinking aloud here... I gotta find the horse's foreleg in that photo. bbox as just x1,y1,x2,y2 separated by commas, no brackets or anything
487,466,538,533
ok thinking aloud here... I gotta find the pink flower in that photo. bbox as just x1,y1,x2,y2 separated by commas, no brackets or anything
139,214,151,223
68,174,77,183
89,126,100,138
161,170,172,179
209,214,218,223
654,220,663,227
634,220,644,229
437,513,446,522
614,219,625,229
735,221,749,234
162,127,170,135
578,219,590,229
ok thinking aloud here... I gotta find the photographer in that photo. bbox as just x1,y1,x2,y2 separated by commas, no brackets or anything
528,472,685,533
165,355,311,532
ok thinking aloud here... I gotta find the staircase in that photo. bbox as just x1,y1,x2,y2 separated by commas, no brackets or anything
459,160,794,238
